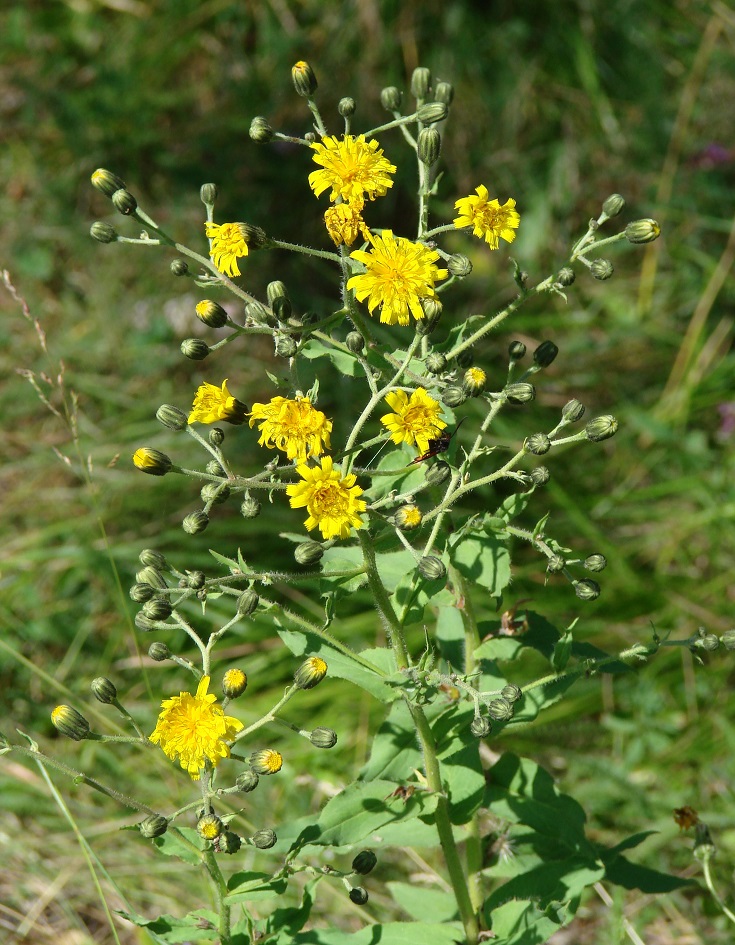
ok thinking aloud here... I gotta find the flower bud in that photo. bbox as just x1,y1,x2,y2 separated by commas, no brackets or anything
295,656,328,690
91,168,127,197
140,549,168,569
418,128,441,167
418,556,447,582
216,830,242,854
434,81,454,105
272,296,292,322
237,588,260,616
249,749,283,775
142,599,173,621
292,60,317,97
181,338,210,361
275,335,298,358
90,677,117,704
186,570,206,590
244,300,270,324
295,540,324,566
533,340,559,368
424,460,450,486
416,298,443,336
195,299,228,328
508,340,527,361
249,116,274,143
501,684,522,703
130,582,155,603
441,386,465,409
197,813,224,841
111,188,137,215
251,828,277,849
310,727,338,749
524,433,551,455
351,850,377,875
693,633,720,653
547,554,565,573
447,253,472,278
148,642,171,661
346,331,365,354
133,448,172,476
267,280,289,304
156,404,188,431
556,267,575,286
380,86,402,111
349,886,369,906
51,705,90,741
503,383,535,406
584,554,607,572
590,259,614,281
470,716,491,738
170,259,189,276
394,504,422,531
693,823,715,861
561,399,585,423
416,102,447,125
208,428,225,448
136,564,168,587
625,219,660,244
585,415,618,442
602,194,625,218
487,698,514,722
206,460,225,477
236,770,259,793
425,352,446,374
574,579,601,601
529,466,550,486
721,630,735,650
222,668,248,699
338,96,356,117
182,510,209,535
240,494,262,519
134,612,160,632
201,482,230,505
411,67,431,99
463,366,487,396
89,222,118,243
200,183,218,206
139,814,168,838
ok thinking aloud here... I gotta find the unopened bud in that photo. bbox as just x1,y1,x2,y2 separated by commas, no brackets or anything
237,588,260,616
170,259,189,276
251,828,277,849
524,434,551,455
182,510,209,534
346,331,365,353
533,340,559,368
590,259,614,281
556,267,575,286
338,97,356,117
561,399,585,423
447,253,472,278
294,656,327,690
139,814,168,838
721,630,735,650
508,340,526,361
574,579,601,601
416,102,447,125
208,428,225,448
501,684,522,703
236,770,259,793
249,116,274,143
130,582,155,602
142,599,173,621
380,86,402,111
470,716,491,738
349,886,369,906
411,67,431,99
148,642,171,662
602,194,625,218
425,352,446,374
240,494,262,519
133,448,173,476
90,677,117,704
352,850,377,875
181,338,210,360
442,385,466,408
463,366,487,396
195,299,228,328
275,335,298,358
295,540,324,566
156,404,188,430
434,81,454,105
90,222,118,243
529,465,550,486
111,188,137,215
505,383,536,405
487,698,514,722
547,554,565,573
216,831,242,854
51,705,90,741
418,128,441,167
424,460,450,486
91,168,126,198
222,668,248,699
292,60,317,98
418,556,447,582
625,219,660,244
200,183,218,206
584,554,607,572
201,481,229,504
585,415,618,442
310,727,338,749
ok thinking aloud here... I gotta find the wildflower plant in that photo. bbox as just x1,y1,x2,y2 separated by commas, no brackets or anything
8,61,730,945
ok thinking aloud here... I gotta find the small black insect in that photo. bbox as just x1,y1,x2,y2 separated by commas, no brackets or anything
410,417,467,464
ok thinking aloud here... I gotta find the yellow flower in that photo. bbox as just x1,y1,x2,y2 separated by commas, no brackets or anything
381,388,446,453
132,447,173,476
205,222,250,277
149,676,244,780
188,379,248,425
453,187,520,249
309,135,396,207
347,231,448,327
324,203,369,247
249,748,284,775
249,395,332,463
287,456,366,540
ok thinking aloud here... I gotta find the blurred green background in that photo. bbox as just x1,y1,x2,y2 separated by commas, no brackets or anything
2,0,735,942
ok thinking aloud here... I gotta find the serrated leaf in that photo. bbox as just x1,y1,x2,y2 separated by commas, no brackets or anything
448,532,511,595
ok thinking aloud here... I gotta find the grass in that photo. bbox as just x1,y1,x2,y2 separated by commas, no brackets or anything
2,1,735,942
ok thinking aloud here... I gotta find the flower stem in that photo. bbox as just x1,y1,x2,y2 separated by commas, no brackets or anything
357,530,409,669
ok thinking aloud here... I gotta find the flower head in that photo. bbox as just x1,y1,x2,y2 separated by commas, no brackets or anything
287,456,366,540
324,203,369,247
205,222,250,277
347,231,448,327
249,395,332,463
249,749,283,775
294,656,328,690
453,187,520,249
309,135,396,207
149,676,244,779
381,388,446,453
133,447,173,476
188,379,248,425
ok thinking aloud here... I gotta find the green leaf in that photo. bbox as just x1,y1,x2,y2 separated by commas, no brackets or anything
283,921,464,945
275,626,397,703
600,850,697,893
485,897,575,945
434,704,485,824
225,872,288,903
435,604,465,671
494,492,532,522
387,882,458,923
359,700,423,782
314,777,439,846
363,447,425,501
300,338,362,376
266,877,319,937
448,532,511,595
208,549,242,572
392,570,453,628
152,827,203,866
116,909,220,942
483,857,603,914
